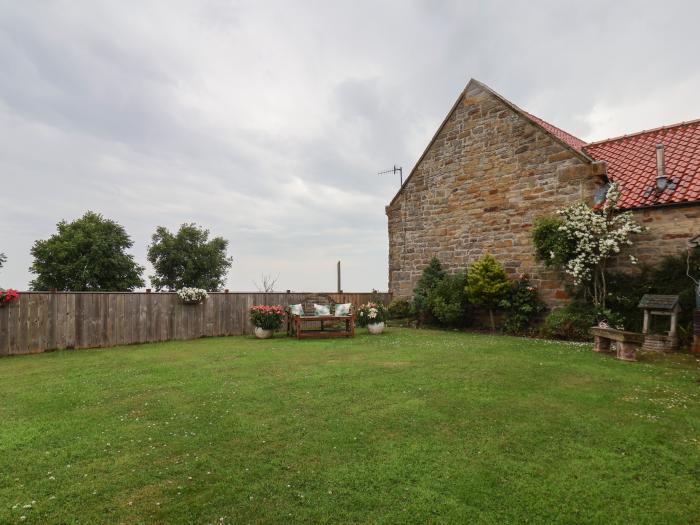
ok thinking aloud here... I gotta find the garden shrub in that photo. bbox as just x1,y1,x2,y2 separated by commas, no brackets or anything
605,250,699,347
542,302,625,341
501,278,546,335
410,258,471,327
387,298,412,319
532,216,574,267
413,257,446,323
465,254,511,331
428,270,470,327
542,302,597,341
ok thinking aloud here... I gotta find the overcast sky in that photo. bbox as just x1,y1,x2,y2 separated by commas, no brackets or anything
1,1,699,292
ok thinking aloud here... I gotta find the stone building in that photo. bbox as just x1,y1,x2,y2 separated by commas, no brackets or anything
386,79,700,305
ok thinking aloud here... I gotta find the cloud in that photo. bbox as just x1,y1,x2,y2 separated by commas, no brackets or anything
1,0,699,292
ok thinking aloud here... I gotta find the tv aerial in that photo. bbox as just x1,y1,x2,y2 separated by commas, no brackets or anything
378,165,403,187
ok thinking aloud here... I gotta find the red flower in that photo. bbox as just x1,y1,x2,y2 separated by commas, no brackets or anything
0,288,19,305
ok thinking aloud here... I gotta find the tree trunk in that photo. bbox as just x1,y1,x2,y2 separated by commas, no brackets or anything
489,309,495,332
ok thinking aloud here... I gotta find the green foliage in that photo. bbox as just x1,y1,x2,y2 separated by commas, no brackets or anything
542,302,624,341
465,254,511,331
465,255,511,308
412,257,445,322
648,250,699,315
29,211,144,291
531,216,574,267
0,253,6,269
602,271,649,329
410,258,470,327
605,250,699,346
542,302,597,341
387,298,412,319
147,223,232,291
428,270,470,327
501,278,546,335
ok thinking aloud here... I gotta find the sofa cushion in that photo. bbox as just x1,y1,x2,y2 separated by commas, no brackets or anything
313,303,331,316
334,303,351,316
289,304,304,316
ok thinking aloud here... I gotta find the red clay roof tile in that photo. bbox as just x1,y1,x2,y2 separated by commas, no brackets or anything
521,107,700,210
522,111,588,152
583,119,700,209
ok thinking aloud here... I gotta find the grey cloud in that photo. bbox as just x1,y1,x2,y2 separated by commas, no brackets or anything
2,0,700,292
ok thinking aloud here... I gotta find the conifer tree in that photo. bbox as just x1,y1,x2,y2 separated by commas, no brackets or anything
465,254,511,331
412,256,445,322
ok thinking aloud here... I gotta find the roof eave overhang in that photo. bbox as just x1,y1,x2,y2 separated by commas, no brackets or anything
618,199,700,212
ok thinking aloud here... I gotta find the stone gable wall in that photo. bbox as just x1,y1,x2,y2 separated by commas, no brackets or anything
386,82,603,306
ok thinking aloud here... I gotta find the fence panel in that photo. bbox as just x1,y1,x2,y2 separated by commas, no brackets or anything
0,291,391,356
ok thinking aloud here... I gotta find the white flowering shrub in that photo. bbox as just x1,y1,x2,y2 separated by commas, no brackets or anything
533,183,644,309
177,287,209,304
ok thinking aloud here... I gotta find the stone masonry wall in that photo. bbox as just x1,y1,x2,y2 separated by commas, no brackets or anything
631,205,700,266
386,81,604,307
387,82,700,307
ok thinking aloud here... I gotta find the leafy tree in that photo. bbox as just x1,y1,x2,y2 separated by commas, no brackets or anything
465,254,511,331
412,257,445,322
147,223,232,291
29,211,144,291
0,253,6,269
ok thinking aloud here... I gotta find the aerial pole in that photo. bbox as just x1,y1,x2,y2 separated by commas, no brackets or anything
378,165,403,187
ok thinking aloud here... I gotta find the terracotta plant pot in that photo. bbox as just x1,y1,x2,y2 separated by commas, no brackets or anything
254,327,273,339
367,322,385,335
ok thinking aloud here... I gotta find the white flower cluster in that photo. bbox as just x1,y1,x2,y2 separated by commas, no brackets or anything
367,307,379,319
556,183,644,286
177,287,209,303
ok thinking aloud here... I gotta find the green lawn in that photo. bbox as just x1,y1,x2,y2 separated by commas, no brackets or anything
1,329,699,524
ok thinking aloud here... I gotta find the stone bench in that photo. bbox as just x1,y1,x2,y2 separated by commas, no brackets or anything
590,327,645,362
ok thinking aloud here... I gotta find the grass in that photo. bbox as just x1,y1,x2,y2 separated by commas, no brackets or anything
1,328,699,524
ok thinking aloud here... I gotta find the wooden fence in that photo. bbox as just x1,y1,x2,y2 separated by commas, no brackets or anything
0,291,391,356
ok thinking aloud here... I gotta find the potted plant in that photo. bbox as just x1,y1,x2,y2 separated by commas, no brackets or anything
177,287,208,305
357,302,388,334
249,305,285,339
0,288,19,307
